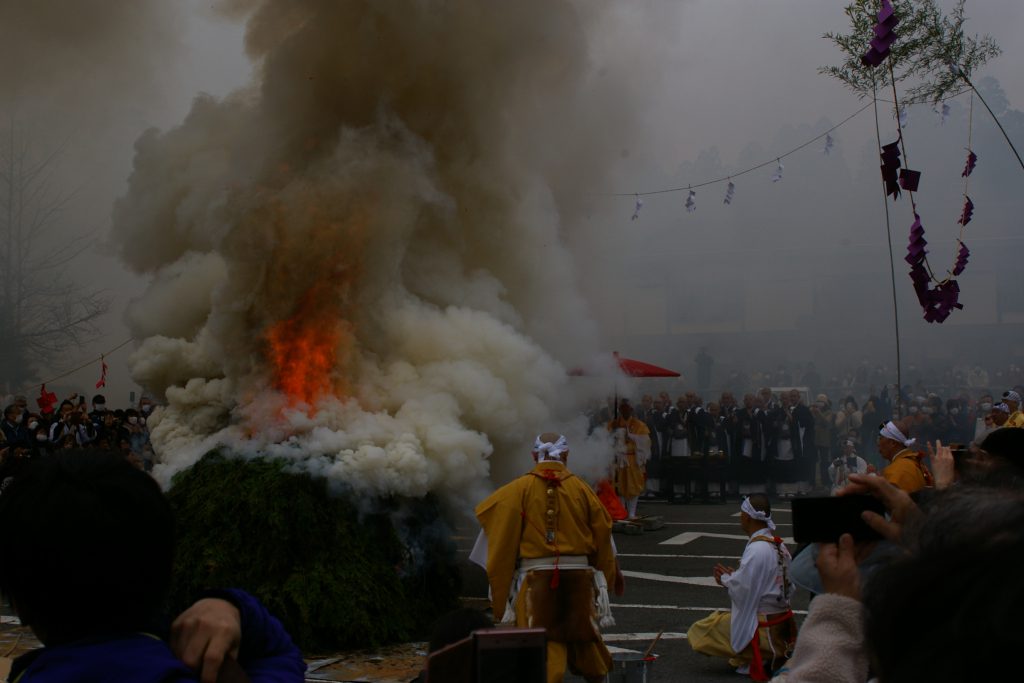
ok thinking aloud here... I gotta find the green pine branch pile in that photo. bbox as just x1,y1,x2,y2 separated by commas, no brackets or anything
165,452,462,653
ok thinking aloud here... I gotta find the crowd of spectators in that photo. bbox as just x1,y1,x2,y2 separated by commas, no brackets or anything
588,361,1024,500
0,392,154,471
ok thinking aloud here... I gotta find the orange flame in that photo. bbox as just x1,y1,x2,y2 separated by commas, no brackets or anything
265,281,349,406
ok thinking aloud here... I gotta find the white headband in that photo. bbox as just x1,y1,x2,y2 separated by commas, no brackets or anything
741,497,776,531
533,434,569,462
879,420,916,447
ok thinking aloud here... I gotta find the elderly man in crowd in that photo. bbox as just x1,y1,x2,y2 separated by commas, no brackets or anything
475,433,620,683
877,419,932,493
688,494,796,679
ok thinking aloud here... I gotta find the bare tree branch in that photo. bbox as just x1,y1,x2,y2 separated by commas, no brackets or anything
0,122,112,390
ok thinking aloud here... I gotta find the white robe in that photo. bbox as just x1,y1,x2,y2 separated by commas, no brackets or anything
720,528,793,653
828,456,869,494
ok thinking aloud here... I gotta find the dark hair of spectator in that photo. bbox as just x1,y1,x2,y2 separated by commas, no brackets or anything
92,394,106,404
0,450,175,645
427,607,494,653
863,487,1024,682
977,428,1024,479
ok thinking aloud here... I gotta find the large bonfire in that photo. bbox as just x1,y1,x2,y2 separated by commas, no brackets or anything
111,0,635,502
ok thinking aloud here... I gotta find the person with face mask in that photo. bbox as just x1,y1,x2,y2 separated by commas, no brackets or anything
945,398,971,444
89,394,109,427
123,409,152,470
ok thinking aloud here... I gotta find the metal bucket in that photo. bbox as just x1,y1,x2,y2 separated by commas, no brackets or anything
605,651,657,683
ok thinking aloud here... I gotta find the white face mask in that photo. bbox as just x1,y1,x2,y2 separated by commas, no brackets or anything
950,408,960,415
36,433,47,442
28,421,38,430
141,404,153,414
909,406,920,414
980,402,992,411
128,416,138,425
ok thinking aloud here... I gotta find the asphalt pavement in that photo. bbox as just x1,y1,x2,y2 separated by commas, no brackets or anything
457,498,811,683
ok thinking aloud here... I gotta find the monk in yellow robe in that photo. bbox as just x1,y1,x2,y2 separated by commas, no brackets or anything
475,433,621,683
607,399,651,519
877,420,933,493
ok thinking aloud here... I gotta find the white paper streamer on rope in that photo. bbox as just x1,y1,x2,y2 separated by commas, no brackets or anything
631,194,643,221
899,107,909,128
723,180,735,205
940,102,950,125
771,159,784,183
685,188,696,212
824,133,834,156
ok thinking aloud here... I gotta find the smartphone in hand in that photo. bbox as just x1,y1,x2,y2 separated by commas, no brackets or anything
792,495,886,543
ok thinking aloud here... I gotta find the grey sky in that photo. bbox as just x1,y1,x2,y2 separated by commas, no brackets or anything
9,0,1024,402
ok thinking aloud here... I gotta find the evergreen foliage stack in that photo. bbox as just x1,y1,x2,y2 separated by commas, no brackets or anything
165,452,461,652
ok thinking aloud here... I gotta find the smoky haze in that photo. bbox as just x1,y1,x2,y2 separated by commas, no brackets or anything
3,1,1023,503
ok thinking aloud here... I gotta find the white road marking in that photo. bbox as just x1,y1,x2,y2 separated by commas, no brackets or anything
612,603,807,615
603,632,688,642
661,531,794,546
621,570,719,586
618,553,741,560
1,615,20,625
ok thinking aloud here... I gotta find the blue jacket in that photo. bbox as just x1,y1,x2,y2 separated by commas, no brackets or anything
9,589,306,682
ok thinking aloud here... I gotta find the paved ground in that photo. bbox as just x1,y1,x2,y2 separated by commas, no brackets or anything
1,498,810,682
456,498,809,683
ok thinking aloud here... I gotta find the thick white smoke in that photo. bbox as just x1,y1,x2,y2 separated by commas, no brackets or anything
112,0,665,502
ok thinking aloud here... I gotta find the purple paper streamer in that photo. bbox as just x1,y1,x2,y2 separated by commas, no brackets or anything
861,0,899,67
962,150,977,177
899,168,921,192
958,196,974,226
904,213,964,323
881,140,902,198
952,242,970,276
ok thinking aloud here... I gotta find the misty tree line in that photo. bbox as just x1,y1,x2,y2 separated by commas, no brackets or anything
0,122,109,393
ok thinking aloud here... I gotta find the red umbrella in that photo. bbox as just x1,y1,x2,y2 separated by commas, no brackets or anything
612,352,681,378
569,351,681,378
